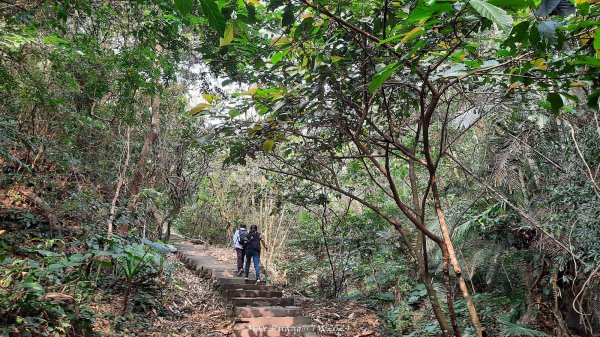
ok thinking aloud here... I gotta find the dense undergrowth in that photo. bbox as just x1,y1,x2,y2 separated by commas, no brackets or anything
0,156,181,336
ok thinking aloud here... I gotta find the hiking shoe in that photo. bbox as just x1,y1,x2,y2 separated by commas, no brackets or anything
237,269,243,276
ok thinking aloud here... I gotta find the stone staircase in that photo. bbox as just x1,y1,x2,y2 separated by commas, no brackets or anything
174,241,318,337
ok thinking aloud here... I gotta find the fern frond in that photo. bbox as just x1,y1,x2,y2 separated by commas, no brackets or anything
498,315,552,337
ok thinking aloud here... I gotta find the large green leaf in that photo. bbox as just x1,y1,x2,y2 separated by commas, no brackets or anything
573,56,600,67
469,0,514,32
271,50,289,64
220,22,235,46
188,103,214,116
370,63,400,93
405,3,453,26
21,282,45,293
228,109,242,118
201,0,226,35
174,0,193,14
547,92,564,114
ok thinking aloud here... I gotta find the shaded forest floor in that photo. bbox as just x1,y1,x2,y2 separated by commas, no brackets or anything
90,254,231,337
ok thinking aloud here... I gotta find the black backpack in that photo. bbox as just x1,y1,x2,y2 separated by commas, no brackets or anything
246,232,261,251
238,230,249,247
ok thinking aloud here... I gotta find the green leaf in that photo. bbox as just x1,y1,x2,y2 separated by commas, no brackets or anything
220,22,235,46
498,315,552,336
370,63,400,93
469,0,514,32
573,56,600,67
175,0,193,14
405,3,453,26
271,50,289,64
202,93,220,103
587,88,600,110
547,92,563,114
228,109,242,118
22,282,44,293
43,35,69,46
201,0,226,35
188,103,214,116
142,238,176,253
93,259,113,268
263,139,276,152
37,249,60,257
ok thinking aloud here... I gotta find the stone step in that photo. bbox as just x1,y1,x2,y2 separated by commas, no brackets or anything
210,271,255,280
195,261,232,269
188,259,224,270
226,289,283,298
204,268,240,277
212,273,257,281
218,284,278,292
181,255,216,263
232,297,294,307
182,253,216,259
232,325,317,337
216,277,256,285
234,306,303,318
179,249,211,255
235,316,313,326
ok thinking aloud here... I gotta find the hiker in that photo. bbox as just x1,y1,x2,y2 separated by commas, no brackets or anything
244,224,268,284
232,224,247,276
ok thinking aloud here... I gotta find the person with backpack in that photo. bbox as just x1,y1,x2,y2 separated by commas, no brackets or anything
244,224,268,284
232,224,248,276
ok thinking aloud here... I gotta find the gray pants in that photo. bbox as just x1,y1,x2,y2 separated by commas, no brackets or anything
236,248,245,271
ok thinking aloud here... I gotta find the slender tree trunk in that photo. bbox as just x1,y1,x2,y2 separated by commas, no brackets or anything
129,94,161,200
409,160,453,337
107,127,131,238
431,177,484,337
319,204,338,297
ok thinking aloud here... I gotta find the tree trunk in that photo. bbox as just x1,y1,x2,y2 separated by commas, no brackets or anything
431,178,484,337
129,94,161,200
107,127,131,239
21,189,61,235
409,160,453,337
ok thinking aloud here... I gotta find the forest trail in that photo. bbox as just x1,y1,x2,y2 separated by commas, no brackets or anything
173,239,318,337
